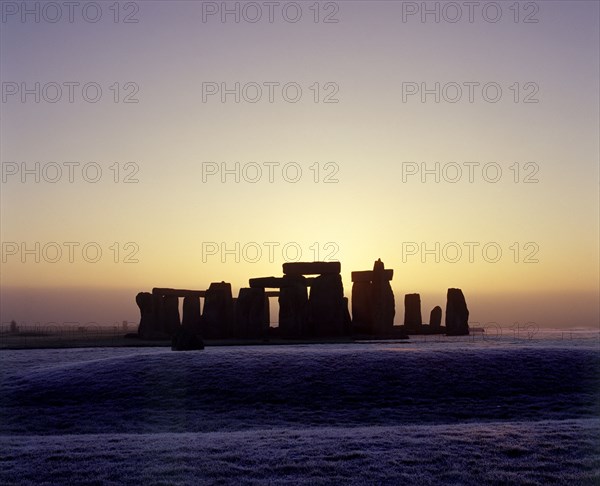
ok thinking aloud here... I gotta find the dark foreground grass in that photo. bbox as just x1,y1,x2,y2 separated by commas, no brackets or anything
1,419,599,485
1,342,598,484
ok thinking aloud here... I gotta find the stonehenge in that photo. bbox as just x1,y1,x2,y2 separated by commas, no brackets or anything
135,259,470,341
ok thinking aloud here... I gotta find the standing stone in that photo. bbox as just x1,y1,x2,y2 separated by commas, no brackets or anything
203,282,234,339
278,276,308,338
445,288,469,335
351,281,372,333
235,287,267,339
136,292,158,338
152,293,165,334
308,273,346,337
371,259,395,334
343,297,352,335
263,294,271,330
163,295,181,335
429,306,442,330
182,296,202,334
404,293,422,332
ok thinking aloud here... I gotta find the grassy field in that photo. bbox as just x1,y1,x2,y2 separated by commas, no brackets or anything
1,339,599,484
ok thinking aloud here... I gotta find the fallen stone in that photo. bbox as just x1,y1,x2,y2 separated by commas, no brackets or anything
171,327,204,351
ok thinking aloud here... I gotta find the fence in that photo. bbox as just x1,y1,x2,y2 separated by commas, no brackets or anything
0,322,138,349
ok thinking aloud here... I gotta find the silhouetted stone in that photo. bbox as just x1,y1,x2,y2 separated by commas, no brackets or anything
351,281,372,333
153,288,205,298
135,293,170,339
446,288,469,336
203,282,234,339
283,261,340,276
250,277,284,289
263,294,271,330
351,259,396,335
351,269,393,282
182,296,202,334
162,295,181,335
171,327,204,351
235,287,268,339
371,259,395,334
430,306,442,330
404,293,422,332
136,292,155,338
343,297,352,335
278,276,308,337
308,273,346,336
250,276,316,288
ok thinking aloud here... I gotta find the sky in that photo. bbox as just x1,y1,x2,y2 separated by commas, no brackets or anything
1,0,598,329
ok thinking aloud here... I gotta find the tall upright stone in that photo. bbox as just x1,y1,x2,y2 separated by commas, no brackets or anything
202,282,234,339
343,297,352,335
152,293,164,333
136,292,158,338
308,273,346,336
429,306,442,330
235,287,268,339
404,293,422,332
371,259,395,334
351,260,395,335
263,294,271,330
162,295,181,335
445,288,469,335
278,275,308,337
351,280,372,333
182,295,202,334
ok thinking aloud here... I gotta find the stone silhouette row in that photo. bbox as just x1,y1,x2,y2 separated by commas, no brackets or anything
403,288,469,336
136,259,469,341
136,283,269,340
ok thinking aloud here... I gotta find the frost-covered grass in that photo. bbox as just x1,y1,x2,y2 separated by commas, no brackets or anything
1,420,599,485
1,339,599,484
